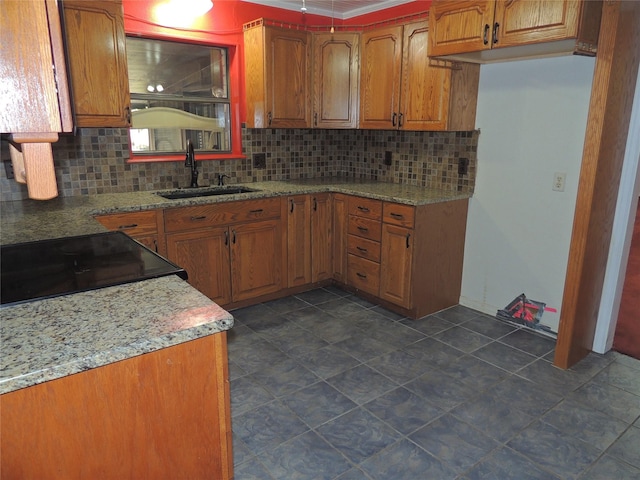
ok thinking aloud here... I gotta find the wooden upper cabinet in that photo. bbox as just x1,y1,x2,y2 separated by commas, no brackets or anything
0,0,72,134
312,32,360,129
244,20,311,128
361,20,479,131
359,25,403,130
61,0,131,128
429,0,603,62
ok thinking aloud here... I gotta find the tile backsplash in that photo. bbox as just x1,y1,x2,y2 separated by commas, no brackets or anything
0,127,478,202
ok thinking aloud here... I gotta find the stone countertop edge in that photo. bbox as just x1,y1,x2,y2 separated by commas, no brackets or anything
0,276,234,395
0,179,471,246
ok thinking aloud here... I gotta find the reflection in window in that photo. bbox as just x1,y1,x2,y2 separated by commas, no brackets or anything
126,37,231,155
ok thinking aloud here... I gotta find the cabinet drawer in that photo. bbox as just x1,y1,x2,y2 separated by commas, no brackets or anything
164,198,281,233
383,202,415,228
348,215,382,241
95,210,158,236
347,234,381,263
348,196,382,220
347,254,380,296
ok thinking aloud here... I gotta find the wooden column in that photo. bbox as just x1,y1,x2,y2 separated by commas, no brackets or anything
555,0,640,369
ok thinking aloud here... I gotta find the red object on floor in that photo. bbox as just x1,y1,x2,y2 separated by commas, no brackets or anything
614,198,640,359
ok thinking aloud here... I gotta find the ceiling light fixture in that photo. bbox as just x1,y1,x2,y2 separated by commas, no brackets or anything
301,0,307,13
330,0,335,33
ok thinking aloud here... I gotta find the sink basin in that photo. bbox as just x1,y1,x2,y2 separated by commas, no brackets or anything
157,186,259,200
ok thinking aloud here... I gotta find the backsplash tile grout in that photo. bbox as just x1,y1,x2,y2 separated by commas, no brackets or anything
0,128,478,201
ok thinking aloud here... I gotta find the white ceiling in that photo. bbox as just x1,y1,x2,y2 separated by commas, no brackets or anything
241,0,419,20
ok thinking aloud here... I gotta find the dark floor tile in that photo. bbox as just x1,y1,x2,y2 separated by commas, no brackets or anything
437,355,509,392
364,387,442,435
611,352,640,371
317,408,401,464
333,335,396,363
264,296,312,314
294,288,340,306
322,285,351,297
233,400,308,454
362,319,424,350
327,364,398,405
433,326,493,353
608,426,640,468
230,303,277,324
461,314,518,339
258,430,351,480
264,323,329,355
405,315,455,336
230,376,276,417
405,370,475,411
232,436,254,466
410,414,498,474
249,357,319,398
294,344,362,379
228,360,248,381
579,453,640,480
402,337,465,368
371,305,406,321
335,468,372,480
472,341,537,372
345,294,378,308
366,349,427,385
569,380,640,424
464,446,562,480
307,316,363,344
433,305,481,325
507,420,601,479
228,337,289,374
360,439,457,480
348,309,397,331
518,359,588,397
317,298,369,318
283,381,357,429
542,399,628,451
490,376,562,417
451,393,535,443
242,313,290,334
593,361,640,396
233,457,276,480
282,305,331,328
569,351,616,380
499,329,556,357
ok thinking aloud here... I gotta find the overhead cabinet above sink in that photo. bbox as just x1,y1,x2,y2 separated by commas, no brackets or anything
428,0,603,63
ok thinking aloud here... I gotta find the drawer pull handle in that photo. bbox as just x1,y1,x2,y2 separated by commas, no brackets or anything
290,200,295,213
492,22,500,44
483,23,490,45
356,246,368,253
390,213,404,219
357,206,370,213
406,233,411,249
232,230,236,244
250,209,264,214
190,215,207,221
356,272,367,279
117,223,138,230
224,230,229,246
313,197,318,211
357,226,369,233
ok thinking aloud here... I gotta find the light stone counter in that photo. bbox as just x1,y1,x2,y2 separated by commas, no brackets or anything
0,276,233,394
0,179,470,245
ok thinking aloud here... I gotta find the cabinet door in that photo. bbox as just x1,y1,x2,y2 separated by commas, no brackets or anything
380,224,413,308
400,20,451,131
332,194,348,283
287,195,312,287
231,220,284,302
429,0,496,56
166,227,232,306
313,32,360,128
359,25,403,129
61,0,131,127
311,193,332,282
494,0,581,48
265,27,311,128
0,0,71,133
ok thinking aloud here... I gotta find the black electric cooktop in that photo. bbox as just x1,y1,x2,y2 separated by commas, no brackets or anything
0,231,187,307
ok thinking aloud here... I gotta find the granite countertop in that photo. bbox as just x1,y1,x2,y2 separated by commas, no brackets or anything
0,179,471,245
0,276,234,394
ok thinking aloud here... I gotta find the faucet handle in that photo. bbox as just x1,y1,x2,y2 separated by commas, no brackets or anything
217,174,230,186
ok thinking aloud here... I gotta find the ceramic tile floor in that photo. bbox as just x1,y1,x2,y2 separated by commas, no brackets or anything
227,286,640,480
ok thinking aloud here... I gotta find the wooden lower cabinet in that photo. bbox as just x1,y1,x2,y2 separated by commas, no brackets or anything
332,194,348,283
95,209,164,254
380,223,413,308
311,193,333,282
166,227,232,305
287,195,312,287
0,334,233,480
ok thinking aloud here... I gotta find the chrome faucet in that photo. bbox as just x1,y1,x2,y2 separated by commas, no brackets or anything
185,140,198,188
217,173,230,186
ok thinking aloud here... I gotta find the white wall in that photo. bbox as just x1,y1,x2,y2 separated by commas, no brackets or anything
460,55,595,333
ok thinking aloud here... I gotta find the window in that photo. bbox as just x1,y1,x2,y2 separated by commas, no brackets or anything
126,37,231,156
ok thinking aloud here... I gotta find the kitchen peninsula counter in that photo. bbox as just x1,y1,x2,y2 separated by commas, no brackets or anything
0,179,471,245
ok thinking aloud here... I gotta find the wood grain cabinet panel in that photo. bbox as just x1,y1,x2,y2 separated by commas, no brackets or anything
380,223,414,308
429,0,603,61
61,0,131,127
332,194,348,283
287,195,312,287
96,209,164,253
244,20,311,128
311,193,333,282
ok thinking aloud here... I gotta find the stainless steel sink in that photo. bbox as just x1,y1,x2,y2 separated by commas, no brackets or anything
156,186,259,200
